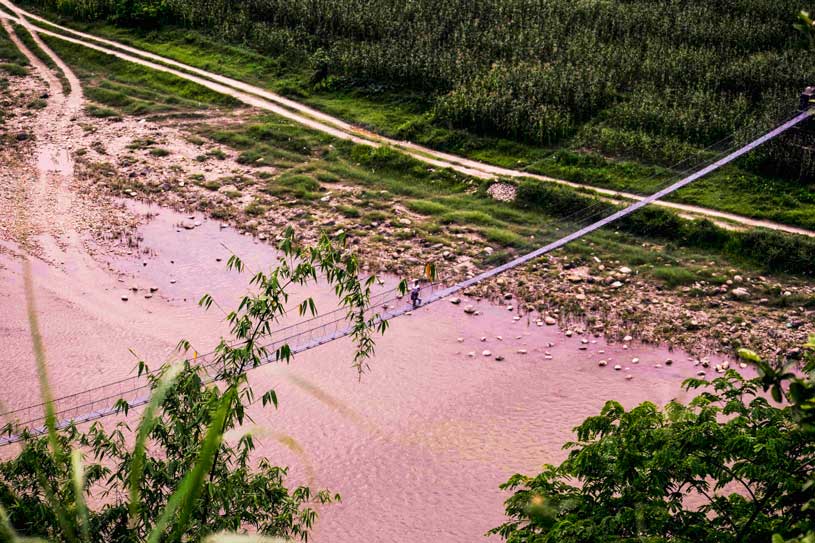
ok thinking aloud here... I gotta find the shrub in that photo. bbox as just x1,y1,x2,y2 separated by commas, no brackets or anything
651,266,698,287
407,200,448,215
516,178,815,276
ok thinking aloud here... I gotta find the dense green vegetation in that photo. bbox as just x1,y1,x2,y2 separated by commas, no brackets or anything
516,180,815,276
493,341,815,543
28,0,814,149
0,230,396,541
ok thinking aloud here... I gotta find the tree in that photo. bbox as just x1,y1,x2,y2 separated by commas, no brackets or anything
491,339,815,543
0,227,405,541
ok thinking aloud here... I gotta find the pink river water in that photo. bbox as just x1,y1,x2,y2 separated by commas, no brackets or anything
0,202,735,542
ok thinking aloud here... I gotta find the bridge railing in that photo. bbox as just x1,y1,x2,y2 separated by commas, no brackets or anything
0,281,444,444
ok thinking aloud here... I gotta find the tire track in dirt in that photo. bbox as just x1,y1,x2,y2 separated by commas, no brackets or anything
2,1,812,238
0,16,220,394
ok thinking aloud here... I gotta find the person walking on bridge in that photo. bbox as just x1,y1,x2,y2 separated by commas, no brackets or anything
410,280,422,308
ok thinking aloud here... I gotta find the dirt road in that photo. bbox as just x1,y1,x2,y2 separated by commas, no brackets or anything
1,0,813,238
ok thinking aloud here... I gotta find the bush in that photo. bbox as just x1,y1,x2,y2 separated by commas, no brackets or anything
492,367,815,543
651,266,698,287
407,200,448,215
516,178,815,276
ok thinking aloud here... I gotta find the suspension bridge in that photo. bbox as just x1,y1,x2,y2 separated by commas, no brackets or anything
1,100,810,446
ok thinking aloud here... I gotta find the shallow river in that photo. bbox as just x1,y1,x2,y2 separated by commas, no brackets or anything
0,202,733,542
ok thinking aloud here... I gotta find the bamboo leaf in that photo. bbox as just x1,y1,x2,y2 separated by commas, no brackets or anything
129,364,183,525
148,387,235,543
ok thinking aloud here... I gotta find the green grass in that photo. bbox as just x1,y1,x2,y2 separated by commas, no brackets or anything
0,61,28,76
0,23,29,69
37,32,238,117
406,200,448,216
12,22,71,95
651,267,701,288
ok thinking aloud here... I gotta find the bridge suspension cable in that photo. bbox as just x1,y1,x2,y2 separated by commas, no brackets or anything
0,108,810,446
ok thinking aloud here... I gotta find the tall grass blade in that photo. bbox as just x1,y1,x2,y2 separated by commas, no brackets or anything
0,503,19,542
71,450,90,542
147,387,235,543
23,259,60,459
128,364,182,525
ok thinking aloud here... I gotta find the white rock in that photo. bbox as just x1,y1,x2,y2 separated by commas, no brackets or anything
623,335,633,342
610,281,624,289
619,266,632,274
544,316,557,325
463,305,476,314
449,297,461,305
613,364,622,371
631,358,640,364
731,287,750,299
482,350,492,357
517,349,528,355
598,360,608,367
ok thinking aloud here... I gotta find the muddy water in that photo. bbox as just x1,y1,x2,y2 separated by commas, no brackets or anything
1,202,737,541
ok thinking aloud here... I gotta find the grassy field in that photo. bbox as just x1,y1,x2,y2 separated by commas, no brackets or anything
0,23,29,129
37,32,238,117
16,1,815,231
10,22,72,94
0,21,29,78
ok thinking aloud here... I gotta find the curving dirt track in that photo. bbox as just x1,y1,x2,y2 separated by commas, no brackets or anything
1,0,813,238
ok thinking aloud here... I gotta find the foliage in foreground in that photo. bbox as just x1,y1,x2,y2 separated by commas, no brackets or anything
492,339,815,543
0,228,402,541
